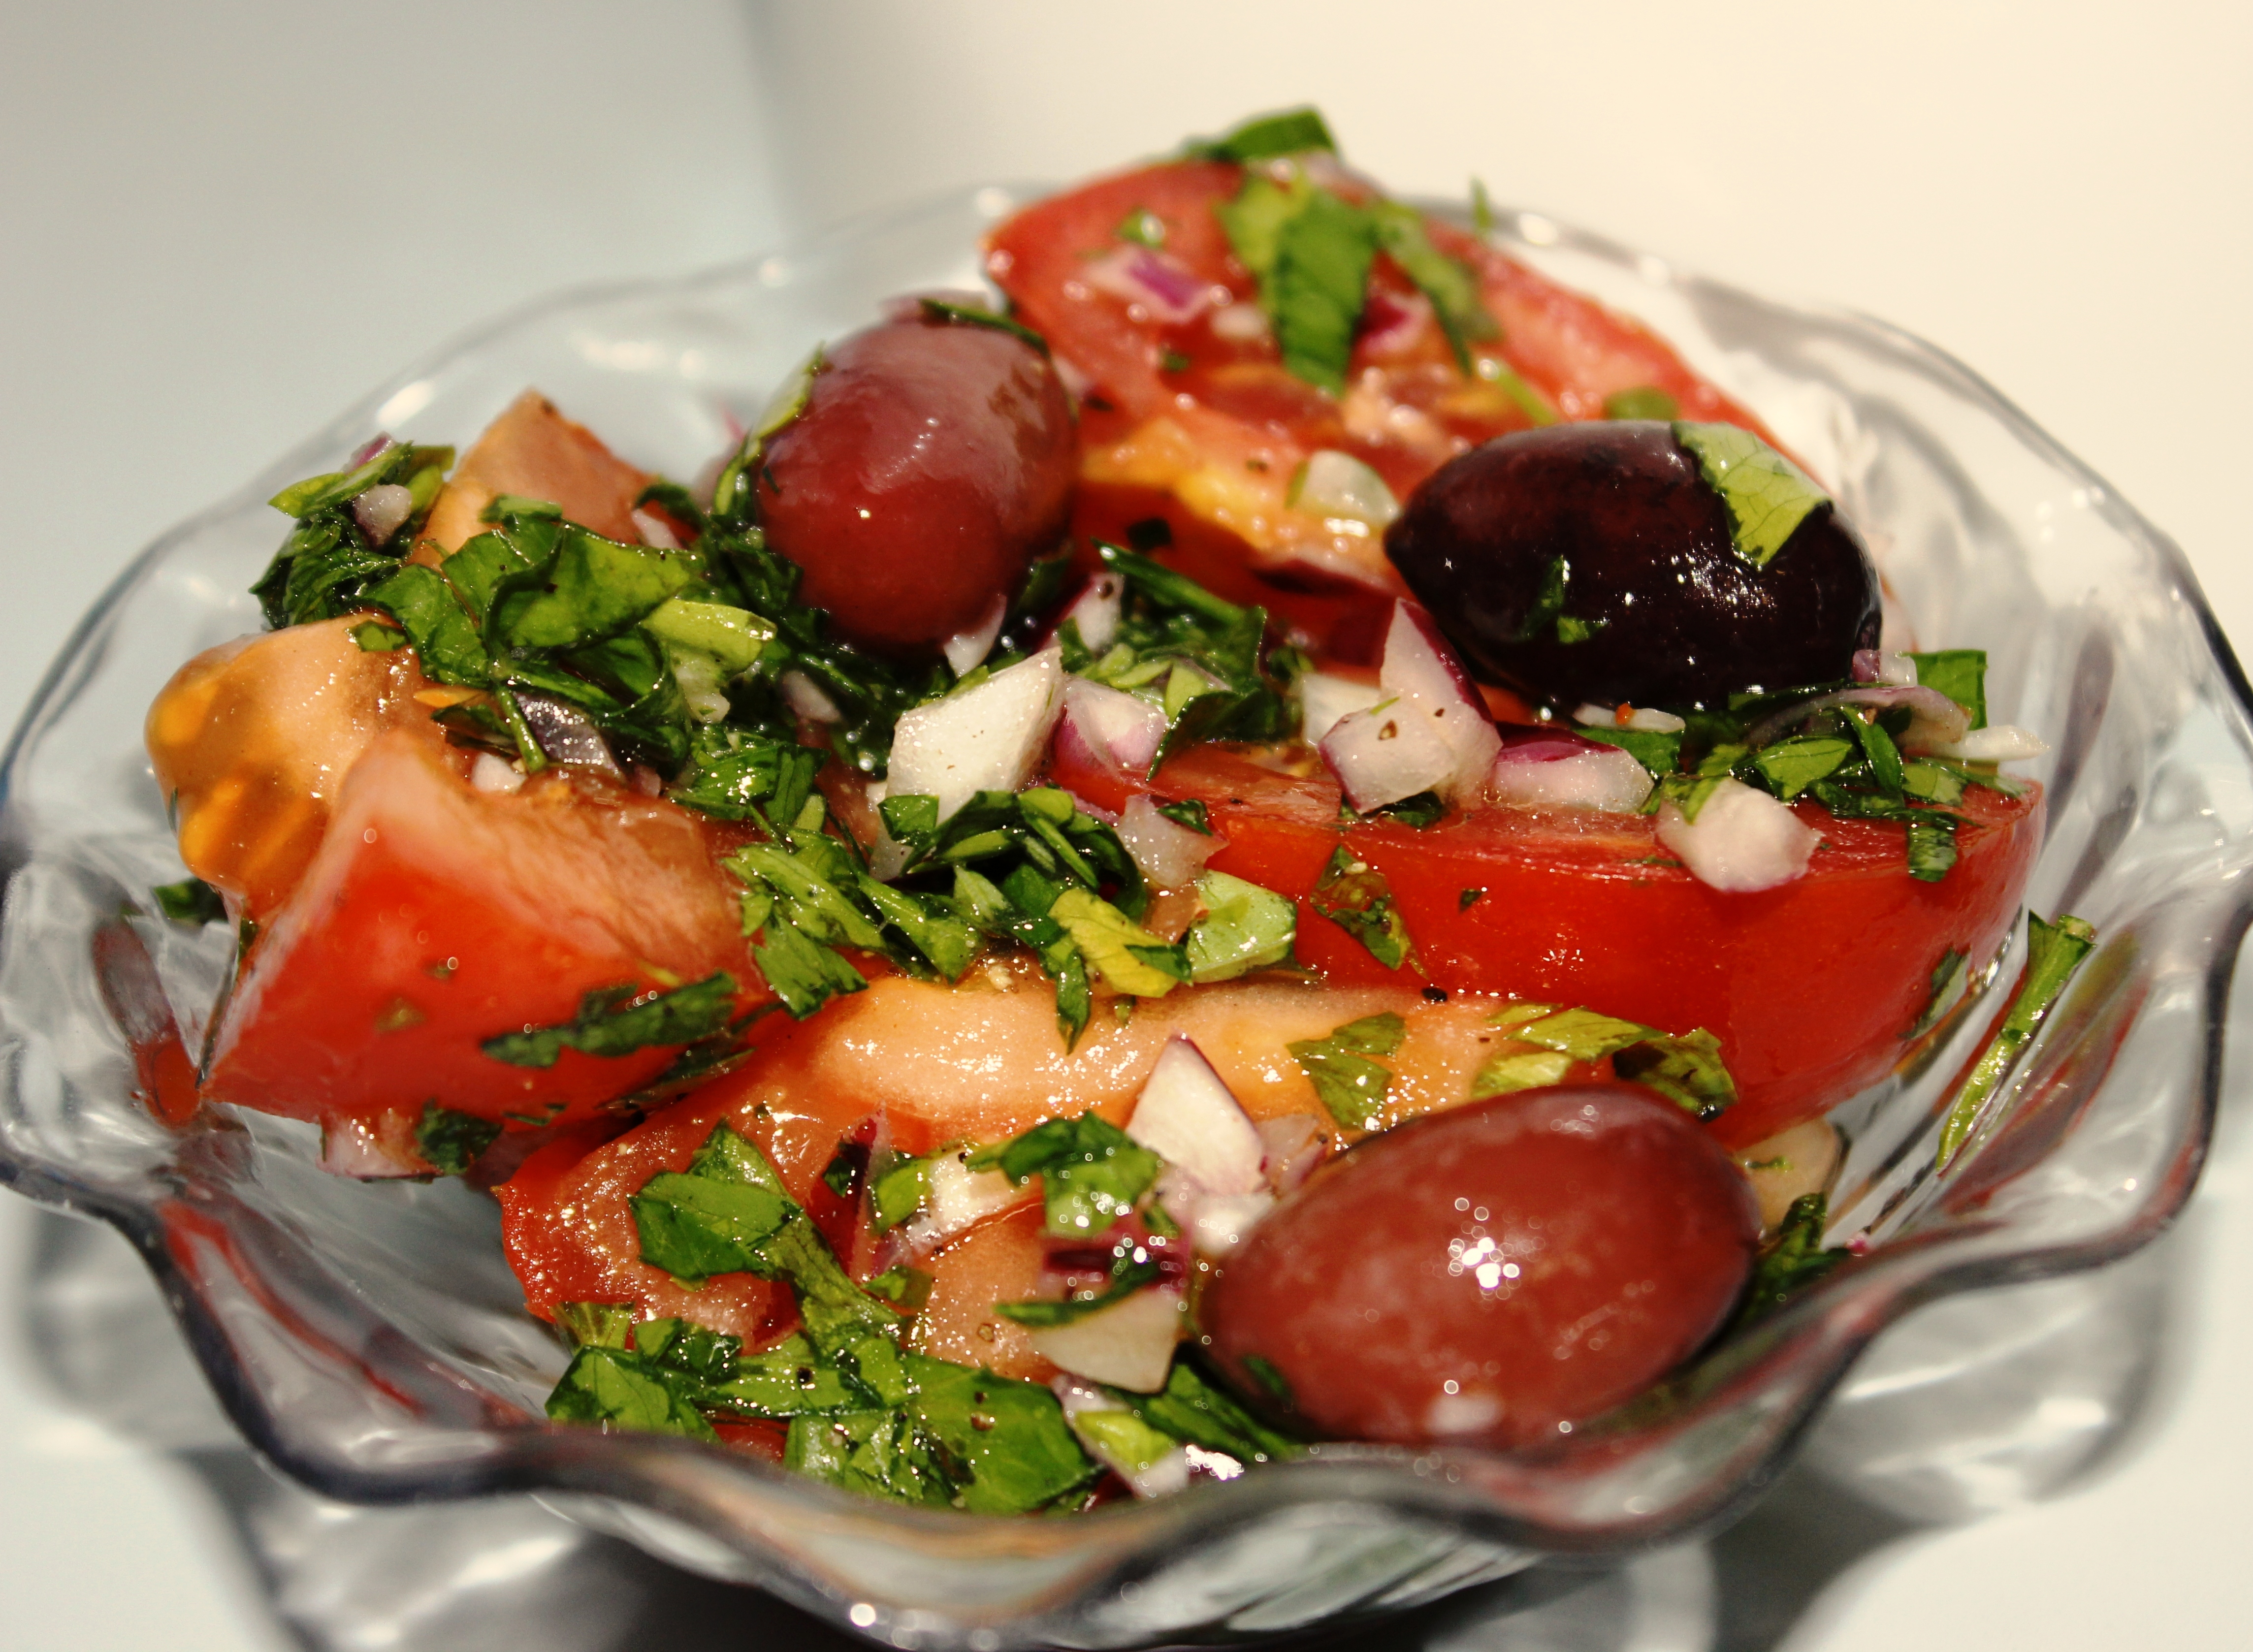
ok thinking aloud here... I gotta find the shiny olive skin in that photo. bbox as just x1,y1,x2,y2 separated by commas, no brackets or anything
1384,422,1880,708
1203,1084,1760,1450
759,316,1075,657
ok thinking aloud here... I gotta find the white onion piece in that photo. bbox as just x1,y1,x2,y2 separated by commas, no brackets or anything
352,482,414,546
1573,702,1685,734
1117,794,1222,888
903,1147,1028,1248
1320,697,1456,810
888,645,1066,820
1379,602,1501,795
1188,1191,1274,1256
1657,779,1819,892
1930,725,2049,762
1209,302,1269,343
1487,745,1653,812
630,507,682,550
1299,671,1383,746
470,752,525,794
1084,246,1212,324
1062,573,1123,653
1257,1113,1327,1193
940,594,1007,676
1062,677,1165,773
1292,449,1400,529
1027,1286,1184,1392
779,670,842,724
1127,1037,1265,1195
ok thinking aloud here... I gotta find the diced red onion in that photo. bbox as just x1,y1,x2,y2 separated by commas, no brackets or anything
352,482,414,546
1356,288,1429,356
888,646,1066,821
1025,1285,1184,1392
1117,794,1222,888
1126,1037,1265,1194
1060,573,1123,653
1320,696,1456,810
1084,246,1213,325
1496,723,1607,763
1257,1113,1326,1193
1488,744,1653,813
1299,670,1383,746
1656,779,1819,892
940,594,1007,676
1743,684,1969,754
348,433,396,467
1062,677,1165,772
1852,649,1919,687
1379,601,1501,794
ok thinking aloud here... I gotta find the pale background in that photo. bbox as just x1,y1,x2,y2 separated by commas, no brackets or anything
0,1,2247,1646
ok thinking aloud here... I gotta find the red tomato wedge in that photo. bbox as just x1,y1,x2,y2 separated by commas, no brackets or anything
203,730,768,1148
987,158,1774,592
1052,740,2042,1149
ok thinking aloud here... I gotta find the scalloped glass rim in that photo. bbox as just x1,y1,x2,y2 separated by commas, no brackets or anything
2,185,2249,1651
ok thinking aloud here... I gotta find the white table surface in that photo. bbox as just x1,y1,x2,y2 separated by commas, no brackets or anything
2,3,2247,1646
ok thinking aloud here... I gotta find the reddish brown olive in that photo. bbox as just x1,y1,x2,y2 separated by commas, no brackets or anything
759,314,1075,657
1384,421,1879,708
1202,1083,1760,1450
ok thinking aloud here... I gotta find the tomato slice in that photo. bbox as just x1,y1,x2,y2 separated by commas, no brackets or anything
204,730,769,1147
1052,739,2042,1149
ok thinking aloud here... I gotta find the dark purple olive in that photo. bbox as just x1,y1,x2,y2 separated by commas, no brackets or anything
1384,422,1880,708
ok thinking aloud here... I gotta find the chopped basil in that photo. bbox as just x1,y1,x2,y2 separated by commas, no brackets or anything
1750,733,1856,800
1288,1011,1407,1129
251,441,454,628
1072,1407,1181,1477
1604,386,1679,421
481,972,738,1068
1116,208,1167,249
1458,887,1486,911
1050,887,1189,996
995,1259,1163,1328
1936,913,2096,1166
1310,845,1415,972
1671,422,1830,570
1809,782,1961,882
1901,760,1966,805
1473,1004,1736,1117
868,1155,933,1234
1362,791,1446,828
1470,177,1496,236
1575,724,1684,777
349,621,407,652
1102,1355,1303,1463
1731,1193,1850,1332
1155,799,1211,834
152,877,225,926
917,296,1049,356
555,1301,636,1350
1367,199,1496,374
414,1103,501,1176
546,1344,718,1440
1904,948,1970,1040
969,1114,1164,1238
1182,869,1296,983
704,1332,868,1419
1183,107,1337,163
361,563,490,686
1907,649,1988,730
865,1266,933,1310
1845,707,1907,795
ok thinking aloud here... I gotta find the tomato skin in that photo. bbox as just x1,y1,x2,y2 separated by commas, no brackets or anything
1204,1083,1760,1449
1053,742,2041,1148
204,730,768,1139
760,318,1075,657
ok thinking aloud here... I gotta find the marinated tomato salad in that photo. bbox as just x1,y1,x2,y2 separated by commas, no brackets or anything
142,111,2087,1512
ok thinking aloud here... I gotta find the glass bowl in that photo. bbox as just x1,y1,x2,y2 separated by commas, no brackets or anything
2,186,2245,1652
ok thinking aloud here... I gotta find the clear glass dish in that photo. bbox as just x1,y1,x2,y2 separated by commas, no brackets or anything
1,186,2245,1652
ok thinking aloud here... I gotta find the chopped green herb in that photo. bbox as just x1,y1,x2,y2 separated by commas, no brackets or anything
1288,1011,1407,1129
1367,199,1496,373
413,1103,501,1176
1116,208,1167,248
1671,422,1830,569
482,972,738,1068
1104,1355,1303,1462
1240,1354,1295,1409
152,877,226,926
1361,790,1446,828
868,1155,933,1234
1182,869,1296,982
1904,948,1970,1040
349,621,407,652
1603,386,1679,420
1156,798,1211,834
251,442,453,629
1731,1193,1850,1332
969,1114,1164,1238
555,1301,636,1350
1907,650,1988,730
918,296,1049,356
995,1260,1163,1328
1049,887,1189,997
1936,913,2097,1166
547,1344,718,1440
1184,107,1337,163
1219,174,1377,394
1310,845,1415,971
1472,1004,1736,1116
1458,887,1486,911
1750,734,1856,800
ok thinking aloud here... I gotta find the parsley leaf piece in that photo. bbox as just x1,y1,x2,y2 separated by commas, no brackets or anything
711,346,825,524
1612,1027,1737,1116
1183,869,1296,983
917,296,1048,356
1808,782,1962,882
1936,913,2097,1167
1365,791,1447,828
866,1266,933,1310
1472,1005,1737,1116
631,1170,795,1284
1731,1193,1850,1332
786,1409,952,1507
900,1353,1104,1514
1310,845,1415,972
641,597,773,674
1072,1407,1183,1477
362,563,491,687
1266,186,1379,395
555,1301,636,1350
1845,707,1907,796
546,1344,718,1440
1368,199,1496,373
1469,1049,1575,1098
1902,760,1967,805
153,877,225,925
1510,1005,1649,1062
751,918,869,1018
1905,948,1970,1040
1671,422,1831,569
1101,1356,1304,1463
1185,107,1337,163
669,726,821,823
994,1260,1164,1328
1907,649,1989,730
970,1115,1164,1238
481,973,738,1068
1156,799,1211,835
869,1155,933,1234
1049,888,1186,997
1750,734,1856,800
414,1103,500,1176
1288,1012,1407,1128
1604,386,1679,421
703,1332,870,1419
487,527,700,652
1575,725,1684,777
350,621,406,652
